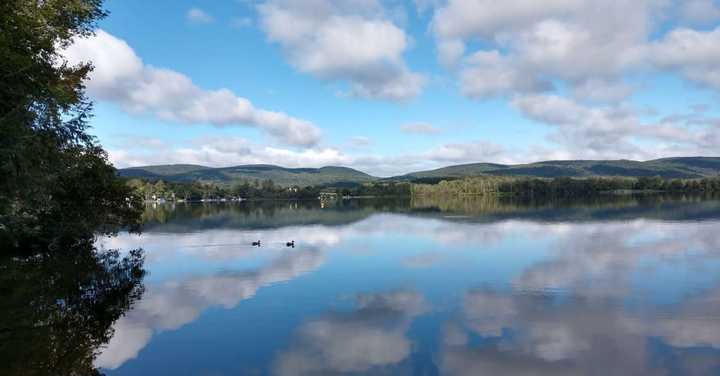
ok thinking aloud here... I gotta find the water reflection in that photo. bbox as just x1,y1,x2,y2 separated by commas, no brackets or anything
273,290,428,375
96,249,324,369
0,240,145,376
513,221,720,297
96,196,720,375
438,285,720,375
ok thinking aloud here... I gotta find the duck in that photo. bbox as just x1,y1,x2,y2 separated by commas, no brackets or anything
252,240,261,247
286,240,295,248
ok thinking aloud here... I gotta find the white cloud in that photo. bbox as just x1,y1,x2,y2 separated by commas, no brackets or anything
432,0,583,41
650,26,720,91
429,0,666,102
426,140,508,163
420,0,720,159
108,135,518,176
187,8,214,24
511,93,720,160
460,50,549,99
108,95,720,175
430,1,720,101
257,0,424,100
62,30,321,146
569,78,634,103
400,122,441,134
109,136,350,169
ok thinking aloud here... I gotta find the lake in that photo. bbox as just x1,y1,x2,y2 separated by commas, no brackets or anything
93,196,720,375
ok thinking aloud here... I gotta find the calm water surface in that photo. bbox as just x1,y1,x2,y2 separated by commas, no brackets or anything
96,197,720,375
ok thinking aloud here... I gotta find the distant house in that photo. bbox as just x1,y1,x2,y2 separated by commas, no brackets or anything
318,191,338,201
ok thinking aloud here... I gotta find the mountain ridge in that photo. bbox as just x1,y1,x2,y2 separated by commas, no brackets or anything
118,157,720,186
118,164,375,187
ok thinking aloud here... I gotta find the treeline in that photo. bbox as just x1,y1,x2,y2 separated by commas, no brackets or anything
125,178,411,201
412,176,720,197
126,178,320,201
335,182,411,197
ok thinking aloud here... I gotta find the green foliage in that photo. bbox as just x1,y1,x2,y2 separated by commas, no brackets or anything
346,182,411,197
412,176,720,198
0,2,147,372
127,178,322,201
125,178,412,202
0,0,142,248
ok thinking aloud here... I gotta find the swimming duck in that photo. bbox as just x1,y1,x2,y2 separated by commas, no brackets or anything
286,241,295,248
252,240,261,247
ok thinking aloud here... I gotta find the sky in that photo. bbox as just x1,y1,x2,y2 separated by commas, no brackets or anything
61,0,720,176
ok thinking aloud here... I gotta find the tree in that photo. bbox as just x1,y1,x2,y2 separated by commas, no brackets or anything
0,0,142,249
153,180,167,199
0,239,146,375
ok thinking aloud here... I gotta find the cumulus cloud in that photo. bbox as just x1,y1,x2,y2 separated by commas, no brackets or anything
62,30,321,146
108,136,351,169
432,0,584,41
400,122,442,134
186,7,214,24
108,98,720,174
426,140,508,163
459,50,550,99
257,0,424,100
649,26,720,91
511,93,720,160
419,0,720,160
430,1,720,100
430,1,661,100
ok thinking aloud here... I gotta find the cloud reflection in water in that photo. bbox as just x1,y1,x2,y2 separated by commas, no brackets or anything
96,201,720,374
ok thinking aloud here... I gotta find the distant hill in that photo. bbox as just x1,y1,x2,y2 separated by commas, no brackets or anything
118,164,211,178
118,164,376,187
393,157,720,181
119,157,720,187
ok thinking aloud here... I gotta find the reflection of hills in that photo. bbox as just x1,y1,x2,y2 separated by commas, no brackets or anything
410,194,720,223
140,199,411,232
139,195,720,234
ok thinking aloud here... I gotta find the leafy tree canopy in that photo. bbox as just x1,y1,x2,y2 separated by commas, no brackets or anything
0,0,142,249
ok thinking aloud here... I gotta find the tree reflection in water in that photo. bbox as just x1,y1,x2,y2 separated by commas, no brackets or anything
0,238,145,376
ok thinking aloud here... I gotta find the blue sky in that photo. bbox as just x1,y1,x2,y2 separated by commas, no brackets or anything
62,0,720,176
